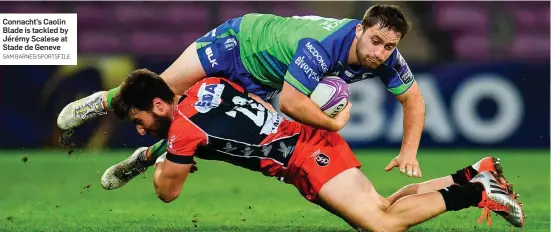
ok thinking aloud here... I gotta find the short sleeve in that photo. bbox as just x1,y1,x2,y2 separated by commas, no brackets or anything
380,50,415,96
284,38,332,95
166,117,208,164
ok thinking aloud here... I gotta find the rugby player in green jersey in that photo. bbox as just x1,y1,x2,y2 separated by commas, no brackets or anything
60,5,428,189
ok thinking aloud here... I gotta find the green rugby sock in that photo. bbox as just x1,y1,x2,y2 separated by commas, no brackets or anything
105,86,121,110
147,139,168,165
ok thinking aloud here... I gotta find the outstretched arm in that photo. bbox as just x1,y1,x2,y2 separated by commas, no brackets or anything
382,50,425,178
153,116,208,202
396,82,425,159
153,160,192,203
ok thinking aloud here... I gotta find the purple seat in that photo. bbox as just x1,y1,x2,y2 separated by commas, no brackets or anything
434,3,489,32
129,31,179,56
509,34,550,59
164,3,209,22
453,33,490,60
506,6,550,33
76,3,115,29
79,31,123,53
544,7,550,28
113,3,209,32
165,3,209,31
219,3,258,22
507,7,539,32
8,3,62,13
127,30,205,56
267,3,317,17
114,3,164,24
75,3,112,21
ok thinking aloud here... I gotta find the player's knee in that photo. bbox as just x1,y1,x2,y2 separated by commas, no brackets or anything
378,214,408,232
385,183,421,205
355,211,405,232
377,195,391,211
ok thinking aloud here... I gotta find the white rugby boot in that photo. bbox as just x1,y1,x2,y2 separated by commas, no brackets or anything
470,171,525,228
57,91,107,130
470,157,515,194
101,147,150,190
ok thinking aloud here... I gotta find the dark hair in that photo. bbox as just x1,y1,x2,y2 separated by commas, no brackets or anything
111,68,175,121
361,5,410,39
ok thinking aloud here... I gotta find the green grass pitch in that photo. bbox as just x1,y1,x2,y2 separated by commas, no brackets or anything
1,149,549,231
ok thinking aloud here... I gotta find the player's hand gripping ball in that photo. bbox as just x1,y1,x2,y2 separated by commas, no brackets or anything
310,76,350,118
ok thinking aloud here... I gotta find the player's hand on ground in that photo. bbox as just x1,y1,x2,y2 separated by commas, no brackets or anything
384,153,422,178
332,102,352,131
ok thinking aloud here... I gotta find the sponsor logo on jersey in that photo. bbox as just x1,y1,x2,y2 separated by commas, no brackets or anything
205,47,218,67
319,18,347,31
195,83,224,113
394,52,414,84
294,56,320,82
224,38,237,51
311,149,330,167
168,134,179,151
304,42,328,73
400,71,414,84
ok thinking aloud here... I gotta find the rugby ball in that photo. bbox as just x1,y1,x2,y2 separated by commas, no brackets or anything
310,76,349,118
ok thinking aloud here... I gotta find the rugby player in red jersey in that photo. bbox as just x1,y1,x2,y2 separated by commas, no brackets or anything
109,69,524,231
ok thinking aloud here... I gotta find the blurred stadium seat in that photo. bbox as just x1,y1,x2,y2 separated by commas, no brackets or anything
75,3,115,28
219,2,259,21
510,34,550,59
453,34,491,60
434,2,491,33
79,31,124,54
6,3,62,13
265,2,317,16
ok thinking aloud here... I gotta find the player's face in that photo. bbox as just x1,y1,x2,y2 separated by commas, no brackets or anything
131,110,172,139
355,24,401,69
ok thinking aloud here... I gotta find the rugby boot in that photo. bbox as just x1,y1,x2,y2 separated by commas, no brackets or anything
471,157,515,195
57,91,107,130
101,147,149,190
470,171,525,228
